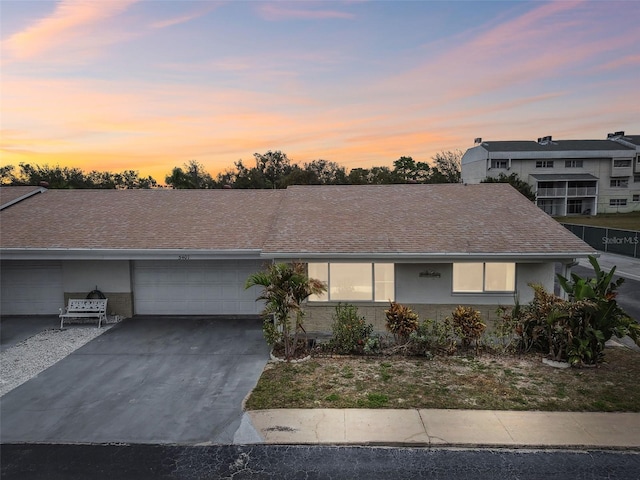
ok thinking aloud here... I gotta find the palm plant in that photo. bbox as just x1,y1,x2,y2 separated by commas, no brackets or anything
245,262,326,360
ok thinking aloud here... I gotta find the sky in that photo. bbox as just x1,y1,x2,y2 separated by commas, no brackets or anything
1,0,639,184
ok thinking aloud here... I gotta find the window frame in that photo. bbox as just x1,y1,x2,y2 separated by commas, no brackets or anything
565,160,583,168
452,262,516,294
535,160,554,168
609,198,628,206
613,159,631,168
610,178,629,188
307,262,394,303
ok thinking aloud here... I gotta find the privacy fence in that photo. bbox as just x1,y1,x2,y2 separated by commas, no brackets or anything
561,224,640,259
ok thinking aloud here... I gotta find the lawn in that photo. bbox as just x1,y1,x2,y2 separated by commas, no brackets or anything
555,211,640,230
245,346,640,412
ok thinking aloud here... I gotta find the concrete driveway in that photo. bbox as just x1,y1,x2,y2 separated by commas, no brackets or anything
0,316,269,444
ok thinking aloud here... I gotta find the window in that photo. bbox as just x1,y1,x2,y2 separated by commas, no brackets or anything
535,160,554,168
634,174,640,183
609,199,628,206
610,178,629,188
633,194,640,202
613,159,631,168
307,263,394,302
452,263,515,293
490,159,508,169
565,160,583,168
567,199,583,214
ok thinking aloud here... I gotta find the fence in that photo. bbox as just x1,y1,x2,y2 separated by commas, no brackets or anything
561,224,639,259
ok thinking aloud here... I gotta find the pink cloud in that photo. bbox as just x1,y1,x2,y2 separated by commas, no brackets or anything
150,3,222,29
3,0,137,61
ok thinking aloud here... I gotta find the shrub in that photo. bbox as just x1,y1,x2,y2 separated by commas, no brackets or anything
408,318,456,356
329,303,374,354
449,306,485,352
385,301,419,343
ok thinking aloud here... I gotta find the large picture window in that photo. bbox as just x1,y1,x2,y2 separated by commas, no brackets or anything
452,263,515,293
307,263,394,302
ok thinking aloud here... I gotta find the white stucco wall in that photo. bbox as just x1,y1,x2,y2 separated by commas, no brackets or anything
395,262,554,305
62,260,132,293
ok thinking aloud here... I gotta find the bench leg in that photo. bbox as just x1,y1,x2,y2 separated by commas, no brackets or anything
60,317,65,329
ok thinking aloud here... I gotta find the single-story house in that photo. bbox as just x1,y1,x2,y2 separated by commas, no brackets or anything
0,184,595,331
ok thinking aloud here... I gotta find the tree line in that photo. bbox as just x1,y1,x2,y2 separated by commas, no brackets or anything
1,150,462,189
0,150,534,199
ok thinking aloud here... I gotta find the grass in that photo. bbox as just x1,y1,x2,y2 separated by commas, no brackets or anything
245,347,640,412
555,211,640,230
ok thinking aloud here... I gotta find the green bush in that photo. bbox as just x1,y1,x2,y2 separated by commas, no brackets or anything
449,306,485,352
385,301,419,343
503,256,640,366
408,318,456,356
329,303,374,354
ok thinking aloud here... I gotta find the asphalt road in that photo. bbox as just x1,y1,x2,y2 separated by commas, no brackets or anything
2,444,639,480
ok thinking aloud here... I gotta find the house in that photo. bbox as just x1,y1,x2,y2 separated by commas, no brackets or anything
461,131,640,216
0,184,595,332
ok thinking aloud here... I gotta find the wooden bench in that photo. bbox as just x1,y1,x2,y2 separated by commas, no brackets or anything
59,298,108,329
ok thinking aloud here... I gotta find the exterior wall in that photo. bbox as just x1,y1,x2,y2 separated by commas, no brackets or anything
62,260,133,317
302,303,505,334
302,262,554,333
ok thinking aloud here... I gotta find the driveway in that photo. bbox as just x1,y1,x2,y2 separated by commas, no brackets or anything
0,316,269,444
0,316,60,351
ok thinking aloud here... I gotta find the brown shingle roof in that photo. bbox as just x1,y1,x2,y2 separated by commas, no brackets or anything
0,186,45,210
262,184,593,256
0,184,594,257
0,189,284,250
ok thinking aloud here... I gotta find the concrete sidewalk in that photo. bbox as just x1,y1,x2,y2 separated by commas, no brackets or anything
241,409,640,449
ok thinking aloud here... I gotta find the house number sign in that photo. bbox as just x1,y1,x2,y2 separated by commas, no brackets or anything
178,255,191,260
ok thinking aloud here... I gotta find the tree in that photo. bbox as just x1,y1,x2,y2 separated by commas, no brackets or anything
245,262,326,360
253,150,293,189
392,156,431,183
429,150,462,183
165,160,214,189
481,173,535,201
2,163,157,189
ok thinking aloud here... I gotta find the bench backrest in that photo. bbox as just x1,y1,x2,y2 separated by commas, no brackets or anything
67,299,108,312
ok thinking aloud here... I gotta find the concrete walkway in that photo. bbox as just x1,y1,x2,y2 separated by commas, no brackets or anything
582,251,640,281
243,409,640,449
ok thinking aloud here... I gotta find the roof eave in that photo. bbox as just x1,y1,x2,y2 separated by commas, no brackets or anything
262,251,598,262
0,248,264,261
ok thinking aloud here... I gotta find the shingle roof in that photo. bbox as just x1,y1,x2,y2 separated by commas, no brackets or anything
0,189,284,251
481,140,633,153
0,184,594,258
262,184,593,256
0,186,45,210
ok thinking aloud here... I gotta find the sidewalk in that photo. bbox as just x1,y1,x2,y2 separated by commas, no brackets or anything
240,409,640,449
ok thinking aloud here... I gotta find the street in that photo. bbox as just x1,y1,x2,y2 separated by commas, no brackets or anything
2,444,639,480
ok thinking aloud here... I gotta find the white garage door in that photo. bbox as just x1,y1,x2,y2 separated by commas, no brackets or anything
133,260,265,315
0,261,64,315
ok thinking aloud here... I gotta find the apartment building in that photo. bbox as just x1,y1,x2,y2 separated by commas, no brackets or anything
461,131,640,216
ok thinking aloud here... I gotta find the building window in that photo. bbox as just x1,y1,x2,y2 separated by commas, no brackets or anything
308,263,394,302
535,160,554,168
565,160,583,168
613,159,631,168
610,178,629,188
633,194,640,202
634,174,640,183
452,263,515,293
609,199,628,207
491,160,508,169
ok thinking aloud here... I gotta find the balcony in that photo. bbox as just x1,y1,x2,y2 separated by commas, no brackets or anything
537,186,597,197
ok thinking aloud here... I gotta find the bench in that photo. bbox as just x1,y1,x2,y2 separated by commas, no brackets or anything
59,298,108,329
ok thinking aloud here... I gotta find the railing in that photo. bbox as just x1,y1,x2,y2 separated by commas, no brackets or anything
567,187,597,196
561,224,639,259
537,187,597,197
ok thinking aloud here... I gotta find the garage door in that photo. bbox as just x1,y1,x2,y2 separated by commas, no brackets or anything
0,261,64,315
133,260,265,315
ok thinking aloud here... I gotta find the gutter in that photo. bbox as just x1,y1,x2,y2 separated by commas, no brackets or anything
262,251,599,262
0,248,264,261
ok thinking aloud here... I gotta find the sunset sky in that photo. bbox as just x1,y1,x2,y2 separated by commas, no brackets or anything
1,0,639,184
